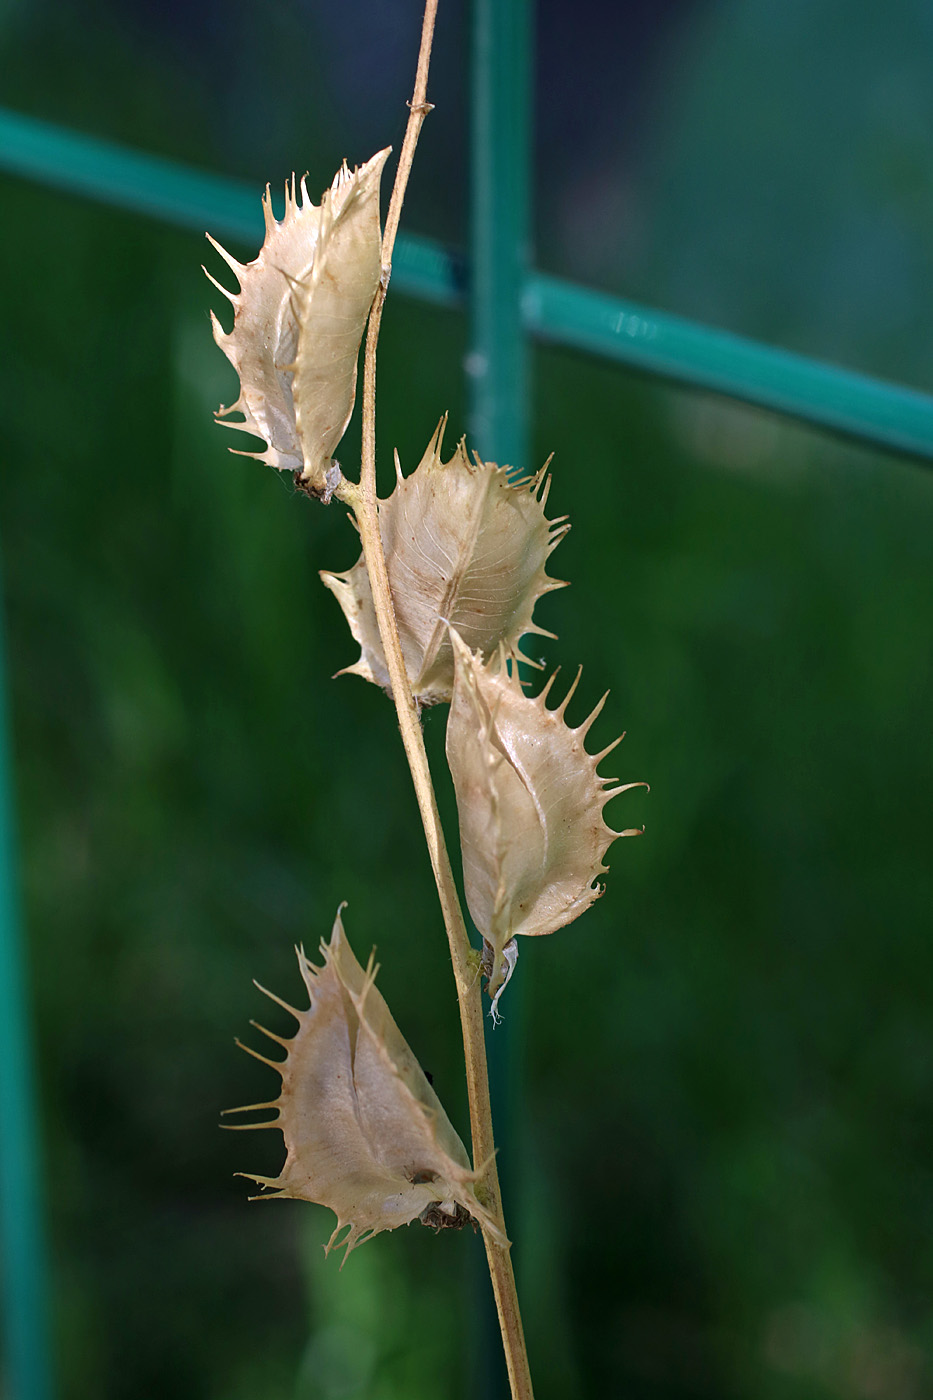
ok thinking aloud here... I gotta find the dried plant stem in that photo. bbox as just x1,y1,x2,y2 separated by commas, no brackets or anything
335,3,533,1396
344,488,533,1400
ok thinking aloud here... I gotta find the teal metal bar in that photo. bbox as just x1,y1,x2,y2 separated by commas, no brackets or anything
0,106,258,242
468,0,532,470
1,105,932,461
468,2,532,1395
0,109,460,308
0,576,55,1400
523,274,933,460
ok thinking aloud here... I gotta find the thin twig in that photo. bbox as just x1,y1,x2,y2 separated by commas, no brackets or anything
335,2,534,1395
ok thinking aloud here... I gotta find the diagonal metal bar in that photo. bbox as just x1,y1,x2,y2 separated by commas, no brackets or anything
523,276,933,461
0,107,461,307
1,106,932,461
0,104,931,462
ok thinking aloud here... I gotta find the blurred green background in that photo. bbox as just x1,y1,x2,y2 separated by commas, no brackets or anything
2,0,932,1397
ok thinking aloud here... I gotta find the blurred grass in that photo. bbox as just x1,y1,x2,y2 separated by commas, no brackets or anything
2,2,933,1398
3,170,932,1400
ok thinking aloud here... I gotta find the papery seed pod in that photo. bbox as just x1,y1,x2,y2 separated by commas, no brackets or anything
320,419,568,702
446,628,646,1015
205,149,390,501
224,906,503,1259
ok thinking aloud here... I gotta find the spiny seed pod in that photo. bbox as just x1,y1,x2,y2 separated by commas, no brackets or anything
320,419,568,704
224,906,503,1259
446,628,646,1016
205,148,390,501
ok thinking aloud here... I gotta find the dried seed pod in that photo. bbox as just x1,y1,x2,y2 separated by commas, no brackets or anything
206,148,390,500
225,906,503,1259
320,419,568,703
446,628,646,1014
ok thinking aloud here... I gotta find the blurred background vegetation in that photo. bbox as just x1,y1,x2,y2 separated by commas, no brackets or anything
2,0,932,1397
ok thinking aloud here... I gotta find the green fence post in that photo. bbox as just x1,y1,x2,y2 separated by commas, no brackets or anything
469,0,532,472
0,572,55,1400
469,0,533,1393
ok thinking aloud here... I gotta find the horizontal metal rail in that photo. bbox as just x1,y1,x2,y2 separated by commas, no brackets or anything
2,105,931,463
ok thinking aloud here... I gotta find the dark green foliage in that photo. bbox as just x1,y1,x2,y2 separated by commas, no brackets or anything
2,2,932,1397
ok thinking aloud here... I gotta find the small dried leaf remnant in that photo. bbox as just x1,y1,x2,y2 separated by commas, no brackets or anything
226,906,503,1259
445,629,646,1013
206,149,390,500
321,419,568,703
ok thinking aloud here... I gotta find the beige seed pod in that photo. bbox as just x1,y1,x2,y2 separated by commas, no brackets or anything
446,628,646,1015
321,419,568,703
225,906,504,1259
206,148,390,500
